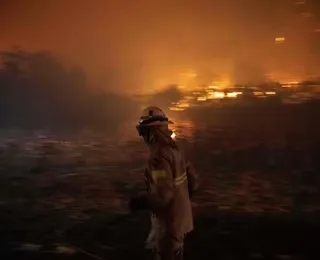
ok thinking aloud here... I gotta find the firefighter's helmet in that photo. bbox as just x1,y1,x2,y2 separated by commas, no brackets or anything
136,106,173,136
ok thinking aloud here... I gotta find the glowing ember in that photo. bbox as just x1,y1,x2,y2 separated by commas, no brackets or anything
275,37,285,43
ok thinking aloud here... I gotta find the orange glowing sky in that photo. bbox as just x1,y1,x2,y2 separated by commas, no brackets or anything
1,0,320,93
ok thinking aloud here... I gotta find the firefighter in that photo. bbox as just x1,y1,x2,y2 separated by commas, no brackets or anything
129,106,199,260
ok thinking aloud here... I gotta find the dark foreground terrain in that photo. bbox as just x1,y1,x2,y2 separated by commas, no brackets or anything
1,206,320,260
0,103,320,259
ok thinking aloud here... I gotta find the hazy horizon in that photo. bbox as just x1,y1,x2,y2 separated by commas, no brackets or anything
1,0,320,94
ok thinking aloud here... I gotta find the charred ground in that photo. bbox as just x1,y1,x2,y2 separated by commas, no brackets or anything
0,102,320,260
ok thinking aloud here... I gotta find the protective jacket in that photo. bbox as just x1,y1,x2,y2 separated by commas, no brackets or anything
144,141,199,236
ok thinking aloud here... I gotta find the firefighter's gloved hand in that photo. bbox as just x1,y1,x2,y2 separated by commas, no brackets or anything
189,187,200,199
189,190,194,199
129,195,149,211
188,184,197,199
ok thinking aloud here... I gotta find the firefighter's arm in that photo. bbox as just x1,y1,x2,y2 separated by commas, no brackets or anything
146,154,174,214
186,161,200,198
128,169,151,211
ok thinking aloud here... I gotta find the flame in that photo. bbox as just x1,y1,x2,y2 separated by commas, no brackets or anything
213,92,225,99
171,131,176,139
197,96,207,101
226,92,242,98
178,102,190,108
254,91,264,96
287,81,299,84
169,107,185,111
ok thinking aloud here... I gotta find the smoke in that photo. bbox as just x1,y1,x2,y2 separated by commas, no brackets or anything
148,84,183,108
1,1,319,92
0,49,139,131
231,58,269,85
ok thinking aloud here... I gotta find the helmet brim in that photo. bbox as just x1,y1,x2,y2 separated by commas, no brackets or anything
144,120,174,126
136,120,174,136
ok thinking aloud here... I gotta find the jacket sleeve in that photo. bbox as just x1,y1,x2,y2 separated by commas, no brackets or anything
186,161,200,196
146,153,174,214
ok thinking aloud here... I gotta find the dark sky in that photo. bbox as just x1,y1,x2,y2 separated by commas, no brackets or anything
1,0,319,93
